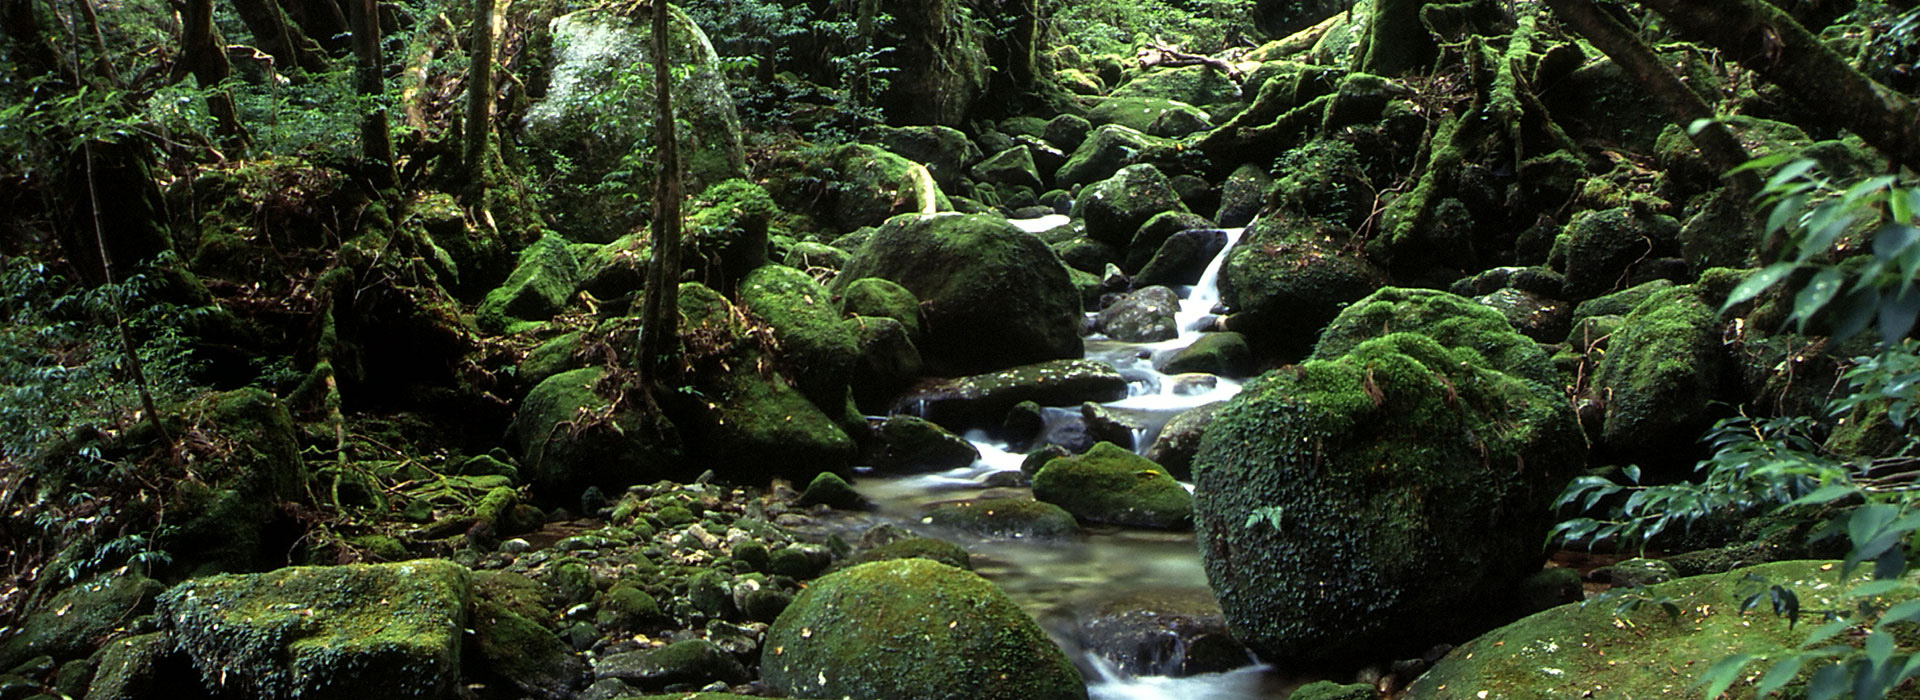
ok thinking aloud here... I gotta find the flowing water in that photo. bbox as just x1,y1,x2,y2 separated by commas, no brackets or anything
855,217,1314,698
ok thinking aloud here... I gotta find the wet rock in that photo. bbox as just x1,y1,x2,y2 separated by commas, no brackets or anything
159,560,470,699
834,213,1083,375
1081,403,1148,450
797,472,872,510
1033,442,1192,529
0,573,163,669
1095,286,1181,342
892,359,1128,433
1125,212,1215,274
1155,332,1252,378
1312,287,1561,387
1021,444,1072,475
853,537,973,570
1053,236,1121,275
762,559,1086,700
594,639,748,690
1044,114,1093,152
1143,403,1225,481
1292,680,1377,700
1057,125,1185,190
1220,216,1388,361
971,146,1046,194
870,415,980,473
1056,587,1251,678
1137,229,1230,289
867,125,982,191
1071,165,1190,249
921,498,1080,541
1517,567,1585,615
847,316,924,412
1214,164,1271,228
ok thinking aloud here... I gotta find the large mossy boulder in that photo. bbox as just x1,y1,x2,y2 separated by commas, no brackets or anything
1192,331,1584,666
510,366,683,495
1220,216,1388,361
166,388,308,573
738,265,860,416
159,560,471,700
828,144,953,230
1312,287,1562,388
1406,561,1877,699
676,283,855,481
1553,206,1683,301
922,497,1082,541
1071,164,1189,249
868,125,983,191
478,233,579,332
1590,285,1727,464
522,7,746,243
762,558,1086,700
1032,442,1193,529
1057,125,1186,190
834,213,1083,375
1110,65,1246,116
0,573,165,668
870,415,979,473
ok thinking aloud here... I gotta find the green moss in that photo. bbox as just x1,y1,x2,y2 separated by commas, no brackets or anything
1311,287,1560,389
518,334,584,388
1221,216,1387,361
1069,164,1189,249
0,574,164,668
1591,285,1725,461
1158,332,1253,378
922,498,1080,541
477,234,579,333
470,596,580,697
1193,331,1584,665
602,584,662,625
828,144,953,230
798,472,870,510
158,560,470,699
873,415,979,472
738,265,860,417
763,559,1086,700
510,367,684,493
838,277,922,339
853,537,973,570
1057,124,1184,190
1032,442,1192,529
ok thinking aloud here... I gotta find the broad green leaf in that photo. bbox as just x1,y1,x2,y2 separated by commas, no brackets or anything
1732,153,1802,177
1769,194,1809,236
1793,268,1846,330
1791,484,1860,507
1803,617,1852,647
1700,653,1756,699
1724,262,1798,311
1894,187,1916,225
1835,288,1883,343
1877,599,1920,627
1766,158,1820,191
1867,630,1896,669
1879,287,1920,348
1756,655,1807,698
1807,661,1848,700
1844,175,1900,206
1875,224,1919,261
1851,580,1917,599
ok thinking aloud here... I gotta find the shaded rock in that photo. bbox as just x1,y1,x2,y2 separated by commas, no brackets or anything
1111,65,1246,116
797,472,873,510
1055,586,1250,678
1590,285,1726,465
1081,402,1149,450
1312,287,1561,388
854,534,973,570
159,560,470,700
1592,558,1678,588
921,498,1080,541
1135,228,1229,287
1518,567,1586,615
1033,443,1192,529
1095,286,1181,342
834,214,1083,375
782,242,849,271
1220,216,1388,361
471,597,582,700
1125,212,1215,273
1143,403,1224,481
1215,164,1271,228
1293,681,1377,700
1044,114,1093,152
1,574,164,669
837,277,923,340
891,359,1128,432
828,144,952,230
1554,206,1683,301
971,146,1046,194
1473,288,1572,343
478,234,578,331
861,0,990,126
1071,165,1189,249
511,367,683,494
1155,332,1253,378
84,633,200,700
1087,97,1212,135
1194,331,1583,665
738,265,861,416
1570,279,1675,322
763,559,1085,700
847,315,924,412
1057,125,1185,190
867,125,982,191
1053,236,1122,274
871,415,980,473
594,640,748,690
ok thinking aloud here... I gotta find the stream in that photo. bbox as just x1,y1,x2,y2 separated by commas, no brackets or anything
851,214,1311,699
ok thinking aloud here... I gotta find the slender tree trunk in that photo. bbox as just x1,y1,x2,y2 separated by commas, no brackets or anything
1546,0,1760,195
463,0,496,182
636,0,683,387
175,0,249,148
1630,0,1920,172
233,0,331,75
351,0,396,189
1,0,68,82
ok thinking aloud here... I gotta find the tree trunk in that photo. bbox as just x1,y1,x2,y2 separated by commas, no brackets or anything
1,0,68,83
233,0,332,75
1631,0,1920,172
1546,0,1760,195
1357,0,1436,76
636,0,683,387
351,0,396,189
176,0,250,148
463,0,496,182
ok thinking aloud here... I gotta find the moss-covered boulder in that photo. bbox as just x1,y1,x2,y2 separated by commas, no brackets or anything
868,125,983,191
159,560,470,699
676,283,854,481
1192,332,1584,665
837,277,923,340
1126,211,1215,273
1215,163,1272,228
829,144,953,230
763,559,1086,700
1055,586,1251,678
478,233,579,332
1311,287,1562,388
891,359,1129,432
1070,164,1190,249
1111,65,1246,116
922,498,1081,541
871,415,980,472
522,7,746,243
971,145,1046,194
1057,125,1185,190
1590,285,1727,464
166,388,308,573
738,265,860,416
1405,561,1881,699
1553,206,1683,301
594,639,749,690
1032,442,1193,529
1143,402,1225,481
1220,216,1388,361
84,632,186,700
834,214,1083,375
1136,228,1230,286
683,179,778,293
847,315,925,412
470,595,581,700
0,573,164,668
1086,97,1214,136
510,367,683,494
1156,331,1253,378
1095,286,1181,342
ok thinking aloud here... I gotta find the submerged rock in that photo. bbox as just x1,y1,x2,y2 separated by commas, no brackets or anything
921,498,1080,541
159,560,470,699
1052,586,1252,678
762,559,1086,700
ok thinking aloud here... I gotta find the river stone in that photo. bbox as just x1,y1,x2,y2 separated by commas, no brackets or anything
1071,165,1189,249
1220,215,1388,361
828,144,954,230
594,639,748,690
470,596,581,700
1057,125,1185,190
1081,403,1149,451
511,366,684,494
1044,114,1093,152
1055,586,1251,677
1311,287,1561,388
835,213,1083,375
738,265,860,416
1142,403,1224,481
522,7,744,243
1473,287,1572,343
763,559,1086,700
159,560,470,700
1136,228,1230,287
1124,212,1213,272
1096,286,1181,342
1405,561,1886,700
971,145,1046,194
921,498,1080,541
847,315,924,412
890,359,1128,433
1033,442,1192,529
853,536,974,570
868,125,982,191
870,415,980,473
1155,331,1253,378
838,277,923,340
1215,163,1271,228
1193,331,1583,666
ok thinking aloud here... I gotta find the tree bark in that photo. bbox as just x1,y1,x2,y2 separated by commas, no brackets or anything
1631,0,1920,172
636,0,683,387
1546,0,1760,194
1,0,67,82
351,0,396,189
174,0,249,148
463,0,496,181
234,0,332,75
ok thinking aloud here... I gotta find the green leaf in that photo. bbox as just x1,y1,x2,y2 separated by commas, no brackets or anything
1793,268,1847,330
1851,580,1917,599
1844,175,1900,206
1732,153,1802,177
1700,653,1756,699
1756,654,1807,698
1878,599,1920,627
1765,158,1820,191
1807,662,1849,700
1875,224,1919,261
1791,484,1860,507
1724,263,1799,312
1803,617,1852,647
1769,194,1810,236
1880,287,1920,348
